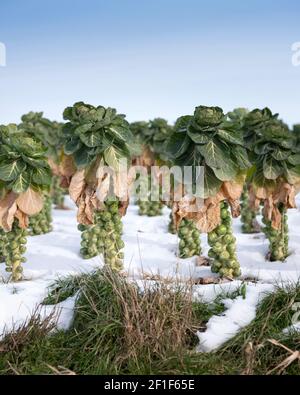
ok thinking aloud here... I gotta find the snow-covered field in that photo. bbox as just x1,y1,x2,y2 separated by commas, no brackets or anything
1,195,300,352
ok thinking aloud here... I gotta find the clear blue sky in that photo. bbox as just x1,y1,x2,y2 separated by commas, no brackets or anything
0,0,299,125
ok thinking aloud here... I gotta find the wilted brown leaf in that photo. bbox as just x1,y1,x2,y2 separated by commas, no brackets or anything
16,188,44,216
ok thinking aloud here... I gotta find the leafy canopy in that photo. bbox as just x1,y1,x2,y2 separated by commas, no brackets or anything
131,118,173,161
166,106,251,197
62,102,133,170
242,111,300,188
0,124,52,194
19,112,64,162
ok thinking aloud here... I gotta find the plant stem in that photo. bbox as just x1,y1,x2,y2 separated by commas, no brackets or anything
51,175,66,209
2,220,27,282
29,194,53,235
240,184,261,234
263,204,289,262
138,174,163,216
178,218,201,258
80,200,124,271
208,201,241,278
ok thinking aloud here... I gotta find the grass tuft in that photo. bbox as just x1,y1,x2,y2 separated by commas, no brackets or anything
0,271,299,375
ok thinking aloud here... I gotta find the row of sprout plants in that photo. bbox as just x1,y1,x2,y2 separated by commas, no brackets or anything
0,103,299,281
131,119,173,216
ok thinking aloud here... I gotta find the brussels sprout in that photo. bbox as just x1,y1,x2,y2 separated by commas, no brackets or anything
179,240,185,248
223,234,233,244
220,251,230,261
208,232,218,245
221,208,229,219
102,212,112,222
217,225,227,236
212,242,223,254
227,243,236,254
208,249,217,259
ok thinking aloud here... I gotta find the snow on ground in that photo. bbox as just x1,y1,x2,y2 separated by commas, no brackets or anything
0,196,300,351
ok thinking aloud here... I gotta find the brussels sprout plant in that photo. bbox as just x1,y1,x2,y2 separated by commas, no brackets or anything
19,112,65,235
243,110,300,261
61,102,132,270
131,119,172,217
167,106,251,276
0,125,52,281
225,108,261,234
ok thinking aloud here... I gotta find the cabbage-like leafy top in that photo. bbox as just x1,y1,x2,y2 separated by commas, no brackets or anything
0,124,52,195
19,112,63,161
61,102,133,169
166,106,251,197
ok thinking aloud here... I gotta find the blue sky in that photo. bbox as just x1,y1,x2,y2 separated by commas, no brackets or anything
0,0,299,125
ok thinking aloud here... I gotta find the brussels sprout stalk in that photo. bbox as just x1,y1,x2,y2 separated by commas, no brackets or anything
208,201,241,278
240,184,260,234
138,174,163,216
51,176,67,209
178,219,201,258
2,220,27,282
168,212,176,234
29,194,53,235
80,200,124,271
263,204,289,262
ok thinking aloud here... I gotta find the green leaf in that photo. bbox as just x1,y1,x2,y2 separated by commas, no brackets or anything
211,160,238,181
263,156,282,180
271,148,290,161
175,147,203,167
254,142,272,155
165,133,190,159
73,147,90,168
217,128,244,145
21,155,49,168
108,125,127,142
253,164,276,189
10,173,30,193
233,146,252,169
64,138,81,155
187,125,211,144
197,139,228,169
31,167,52,185
74,123,93,135
174,116,192,133
288,153,300,166
284,164,300,184
79,131,102,148
0,160,26,181
104,146,125,171
201,166,222,198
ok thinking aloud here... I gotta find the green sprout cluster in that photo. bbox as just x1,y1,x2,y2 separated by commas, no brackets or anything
138,174,163,216
262,204,289,262
240,184,260,234
29,194,53,235
1,220,27,282
208,201,240,278
51,175,66,208
178,218,201,258
79,200,124,270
